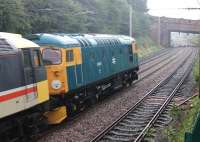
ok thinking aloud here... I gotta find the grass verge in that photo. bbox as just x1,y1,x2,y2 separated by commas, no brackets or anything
193,56,199,86
156,95,200,142
136,36,162,59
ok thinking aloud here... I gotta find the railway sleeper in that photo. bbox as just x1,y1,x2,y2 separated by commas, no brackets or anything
109,130,137,137
128,113,154,118
101,135,131,142
134,106,160,111
114,127,144,133
104,133,138,141
125,116,153,122
122,119,147,125
119,122,147,128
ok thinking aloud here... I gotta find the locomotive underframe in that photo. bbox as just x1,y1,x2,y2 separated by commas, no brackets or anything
0,102,49,142
50,66,139,116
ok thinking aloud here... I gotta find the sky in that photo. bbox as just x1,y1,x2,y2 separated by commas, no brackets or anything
147,0,200,20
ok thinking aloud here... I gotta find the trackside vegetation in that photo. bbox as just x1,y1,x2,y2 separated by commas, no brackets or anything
0,0,150,37
156,56,200,142
156,96,200,142
193,55,199,85
136,36,161,59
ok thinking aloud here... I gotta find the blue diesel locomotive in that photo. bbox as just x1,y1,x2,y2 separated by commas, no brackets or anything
29,33,139,124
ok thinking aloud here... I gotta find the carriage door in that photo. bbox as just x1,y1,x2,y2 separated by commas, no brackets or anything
22,49,37,105
66,48,83,90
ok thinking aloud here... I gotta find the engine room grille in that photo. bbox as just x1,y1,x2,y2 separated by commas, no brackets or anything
0,39,13,50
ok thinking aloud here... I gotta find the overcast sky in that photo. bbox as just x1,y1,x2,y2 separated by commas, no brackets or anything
147,0,200,20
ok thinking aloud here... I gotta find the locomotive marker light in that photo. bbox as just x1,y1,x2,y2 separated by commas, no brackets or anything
51,80,62,90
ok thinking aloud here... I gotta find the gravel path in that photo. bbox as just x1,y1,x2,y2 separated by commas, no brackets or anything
38,48,194,142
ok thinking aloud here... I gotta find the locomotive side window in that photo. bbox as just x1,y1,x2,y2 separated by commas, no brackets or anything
129,45,133,54
129,45,133,62
66,50,74,62
33,50,41,67
42,48,61,65
23,50,32,67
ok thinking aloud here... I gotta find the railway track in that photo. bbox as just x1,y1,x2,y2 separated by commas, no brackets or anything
36,48,195,142
36,48,183,142
139,48,182,74
91,50,194,142
137,48,187,82
143,58,198,141
140,48,172,66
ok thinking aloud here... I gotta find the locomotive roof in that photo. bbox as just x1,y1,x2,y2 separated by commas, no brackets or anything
0,32,39,49
28,33,135,48
28,33,80,48
64,33,135,47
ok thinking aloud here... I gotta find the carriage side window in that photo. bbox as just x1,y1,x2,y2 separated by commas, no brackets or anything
66,50,74,62
23,50,32,67
42,48,61,65
33,50,41,67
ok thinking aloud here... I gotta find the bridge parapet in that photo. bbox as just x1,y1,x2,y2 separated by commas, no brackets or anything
150,16,200,47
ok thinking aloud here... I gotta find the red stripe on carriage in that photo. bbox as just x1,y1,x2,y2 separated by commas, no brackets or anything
0,87,37,102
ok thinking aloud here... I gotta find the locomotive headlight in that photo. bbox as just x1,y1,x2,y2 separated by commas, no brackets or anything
51,80,62,90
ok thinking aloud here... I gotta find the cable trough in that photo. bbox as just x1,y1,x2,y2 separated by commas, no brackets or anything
91,50,195,142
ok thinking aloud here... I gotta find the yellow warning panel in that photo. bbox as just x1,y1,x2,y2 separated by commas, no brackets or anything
44,106,67,124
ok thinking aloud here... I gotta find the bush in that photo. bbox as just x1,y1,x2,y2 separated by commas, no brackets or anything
193,57,199,84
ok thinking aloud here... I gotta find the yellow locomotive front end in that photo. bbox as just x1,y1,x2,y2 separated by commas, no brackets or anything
42,47,69,95
43,47,83,94
40,47,70,124
29,34,83,124
41,47,83,124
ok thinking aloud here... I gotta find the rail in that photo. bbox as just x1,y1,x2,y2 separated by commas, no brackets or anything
91,50,194,142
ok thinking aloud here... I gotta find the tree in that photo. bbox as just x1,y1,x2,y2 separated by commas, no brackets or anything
23,0,88,33
83,0,130,34
0,0,151,37
0,0,30,34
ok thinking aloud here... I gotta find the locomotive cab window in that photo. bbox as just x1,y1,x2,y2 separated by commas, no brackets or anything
33,50,41,67
23,49,32,67
42,48,61,65
129,45,133,54
66,50,74,62
129,45,133,62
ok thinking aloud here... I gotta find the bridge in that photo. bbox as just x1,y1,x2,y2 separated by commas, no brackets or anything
150,17,200,47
